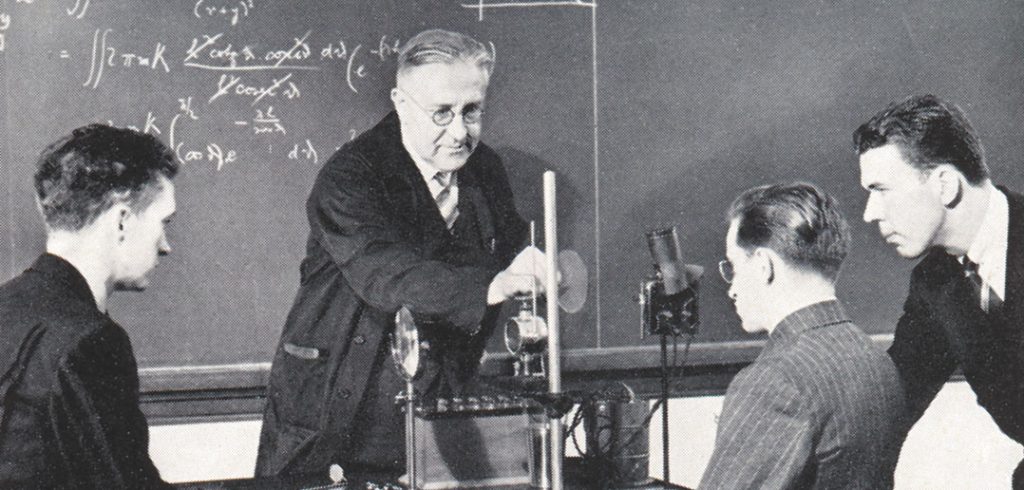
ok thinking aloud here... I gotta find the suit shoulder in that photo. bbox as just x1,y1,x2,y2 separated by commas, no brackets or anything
470,143,506,173
907,248,959,286
0,274,117,364
730,357,800,394
473,142,501,162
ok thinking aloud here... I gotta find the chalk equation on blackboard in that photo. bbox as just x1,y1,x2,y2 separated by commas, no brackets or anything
83,28,171,89
67,0,90,19
183,31,319,72
234,106,287,136
182,32,398,94
0,13,9,52
110,96,320,170
462,0,596,21
209,72,300,105
194,0,254,26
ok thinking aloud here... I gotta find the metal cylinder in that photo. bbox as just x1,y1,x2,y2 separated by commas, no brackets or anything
542,171,564,490
528,420,552,488
405,380,417,490
583,400,653,488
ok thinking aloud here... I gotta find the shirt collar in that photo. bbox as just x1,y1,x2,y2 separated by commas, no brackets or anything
770,299,849,341
963,185,1009,298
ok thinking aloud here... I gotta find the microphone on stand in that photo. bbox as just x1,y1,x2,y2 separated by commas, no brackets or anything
640,227,701,336
646,227,687,295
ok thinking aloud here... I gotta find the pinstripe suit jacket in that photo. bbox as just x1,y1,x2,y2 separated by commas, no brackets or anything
700,300,905,490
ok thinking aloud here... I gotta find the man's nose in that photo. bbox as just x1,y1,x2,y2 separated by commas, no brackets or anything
862,194,881,223
158,233,171,256
446,115,470,142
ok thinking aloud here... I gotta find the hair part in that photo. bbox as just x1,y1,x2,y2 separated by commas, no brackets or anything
727,182,850,282
396,29,494,82
853,94,988,184
34,123,179,231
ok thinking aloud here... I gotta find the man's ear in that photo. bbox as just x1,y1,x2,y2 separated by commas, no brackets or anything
754,248,775,285
934,166,964,208
92,202,131,243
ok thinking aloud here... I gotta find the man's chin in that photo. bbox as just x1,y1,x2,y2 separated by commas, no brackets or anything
893,244,928,260
113,280,148,292
434,158,470,173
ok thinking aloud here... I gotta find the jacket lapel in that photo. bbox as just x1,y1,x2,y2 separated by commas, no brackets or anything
375,117,450,242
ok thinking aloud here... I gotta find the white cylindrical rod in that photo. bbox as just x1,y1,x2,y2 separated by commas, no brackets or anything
543,171,563,490
405,380,417,489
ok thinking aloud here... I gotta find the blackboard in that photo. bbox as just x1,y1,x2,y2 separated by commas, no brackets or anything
2,0,1024,390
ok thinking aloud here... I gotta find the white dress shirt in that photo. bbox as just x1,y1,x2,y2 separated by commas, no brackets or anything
962,185,1009,303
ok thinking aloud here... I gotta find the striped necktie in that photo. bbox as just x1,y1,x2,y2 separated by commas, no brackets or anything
433,172,459,230
963,258,1003,314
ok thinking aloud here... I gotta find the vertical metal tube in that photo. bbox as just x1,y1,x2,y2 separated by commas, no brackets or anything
661,335,670,483
405,379,417,490
543,171,563,490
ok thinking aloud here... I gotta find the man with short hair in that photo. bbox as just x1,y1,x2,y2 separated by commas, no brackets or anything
0,124,177,488
256,29,544,477
699,182,905,489
856,94,1024,487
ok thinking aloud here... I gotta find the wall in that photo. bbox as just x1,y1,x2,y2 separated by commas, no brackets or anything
150,381,1022,488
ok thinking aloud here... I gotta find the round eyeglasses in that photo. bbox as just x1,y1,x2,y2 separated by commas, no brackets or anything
398,87,484,127
718,259,734,284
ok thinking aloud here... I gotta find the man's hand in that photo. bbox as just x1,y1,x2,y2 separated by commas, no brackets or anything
487,246,550,305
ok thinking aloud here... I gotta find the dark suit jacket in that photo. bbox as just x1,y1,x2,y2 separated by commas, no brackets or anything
256,112,526,476
700,300,905,490
889,187,1024,446
0,254,167,489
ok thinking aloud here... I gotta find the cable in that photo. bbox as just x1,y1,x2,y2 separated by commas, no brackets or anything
578,331,696,486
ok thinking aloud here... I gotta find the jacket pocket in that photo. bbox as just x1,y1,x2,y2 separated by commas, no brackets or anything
261,422,319,476
273,344,330,432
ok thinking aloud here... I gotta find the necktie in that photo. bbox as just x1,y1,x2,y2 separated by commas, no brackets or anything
433,173,459,230
963,258,1003,314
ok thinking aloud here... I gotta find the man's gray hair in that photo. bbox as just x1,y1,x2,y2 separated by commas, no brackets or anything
396,29,494,81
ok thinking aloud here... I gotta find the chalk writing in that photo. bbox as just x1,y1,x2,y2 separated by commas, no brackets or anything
320,40,350,60
66,0,90,19
368,35,401,61
125,102,240,171
194,0,254,26
208,72,297,105
83,28,170,89
463,0,596,21
235,106,286,135
346,44,365,93
317,39,368,93
184,32,319,71
288,139,318,165
265,31,313,65
178,97,199,120
0,13,9,53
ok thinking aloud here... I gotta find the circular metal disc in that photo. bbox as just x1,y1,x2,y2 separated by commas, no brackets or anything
391,306,421,380
558,250,588,314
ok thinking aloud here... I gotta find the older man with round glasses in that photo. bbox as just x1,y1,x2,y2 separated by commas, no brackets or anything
256,29,548,478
